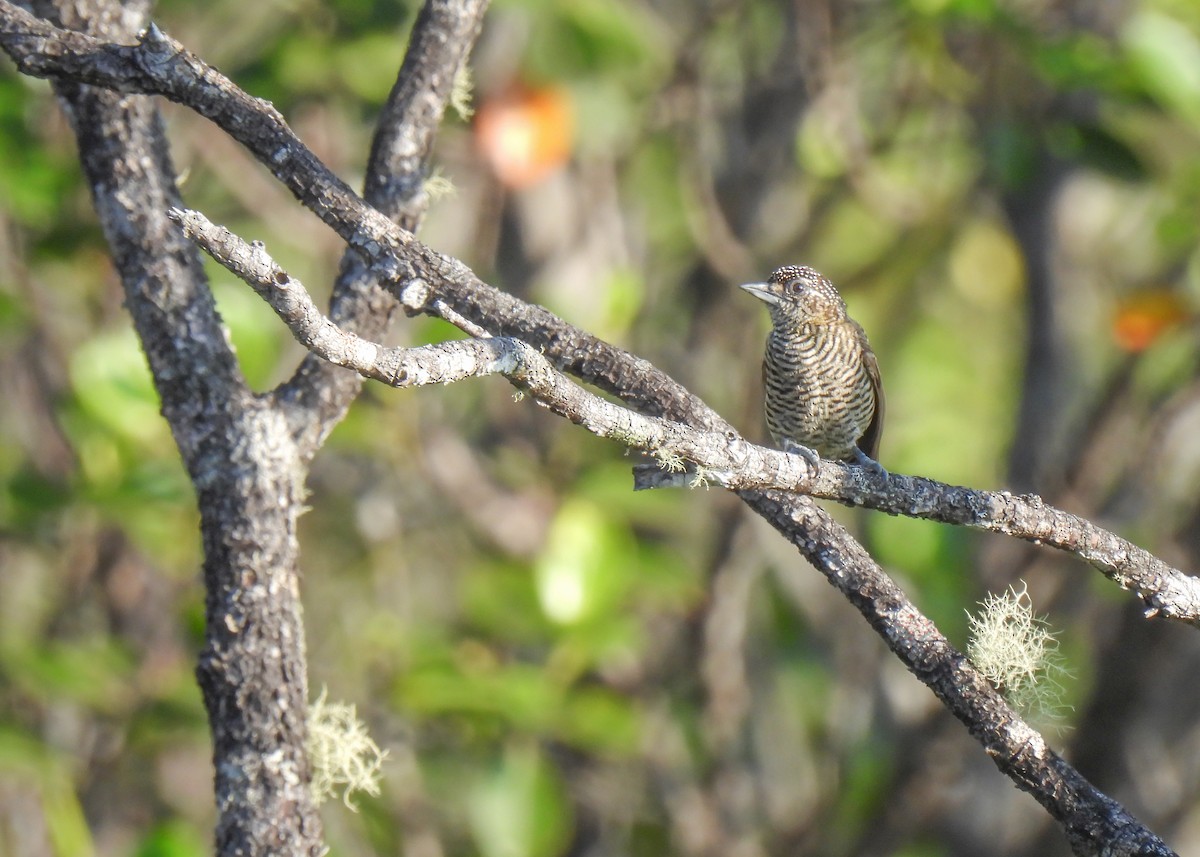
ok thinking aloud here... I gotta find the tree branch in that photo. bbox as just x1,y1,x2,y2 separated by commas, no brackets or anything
276,0,489,455
171,205,1178,856
0,2,717,424
26,1,322,854
638,468,1200,627
170,202,1200,627
168,194,1200,631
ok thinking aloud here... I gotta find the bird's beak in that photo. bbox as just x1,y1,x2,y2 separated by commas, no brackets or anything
740,282,779,305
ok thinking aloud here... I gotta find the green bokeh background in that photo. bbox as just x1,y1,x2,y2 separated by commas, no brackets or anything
4,0,1200,855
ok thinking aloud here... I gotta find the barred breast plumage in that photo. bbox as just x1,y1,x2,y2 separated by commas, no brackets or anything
741,265,884,471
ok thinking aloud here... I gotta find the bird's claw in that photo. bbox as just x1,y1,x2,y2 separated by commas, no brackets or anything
782,440,822,475
851,447,888,479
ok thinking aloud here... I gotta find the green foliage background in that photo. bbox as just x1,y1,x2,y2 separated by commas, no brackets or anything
4,0,1200,855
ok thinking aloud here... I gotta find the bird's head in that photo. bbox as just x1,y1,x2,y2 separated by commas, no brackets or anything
740,265,847,327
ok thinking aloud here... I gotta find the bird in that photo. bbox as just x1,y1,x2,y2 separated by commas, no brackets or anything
741,265,885,475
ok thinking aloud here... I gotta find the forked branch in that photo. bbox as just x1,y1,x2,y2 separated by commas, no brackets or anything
174,204,1174,856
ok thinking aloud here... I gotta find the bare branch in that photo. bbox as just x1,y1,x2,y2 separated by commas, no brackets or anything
26,1,322,854
639,468,1200,627
745,490,1177,857
167,210,746,450
0,3,717,425
171,206,1178,857
173,204,1200,631
171,200,1200,628
278,0,489,454
362,0,487,228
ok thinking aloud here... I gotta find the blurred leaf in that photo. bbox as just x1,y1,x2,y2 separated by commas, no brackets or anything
624,136,691,259
70,328,166,447
868,515,971,633
273,33,338,96
0,723,58,773
1123,10,1200,128
829,740,894,848
550,613,644,685
1047,122,1147,181
128,676,210,744
534,497,643,628
1130,322,1198,397
573,461,689,530
947,219,1023,307
59,330,197,560
44,777,94,857
210,280,287,390
463,562,554,645
893,843,952,857
808,196,900,278
399,659,559,734
335,34,407,103
888,316,1015,485
134,820,208,857
0,78,78,228
0,727,93,857
0,290,30,334
518,0,667,86
797,109,853,180
983,121,1040,190
1029,33,1127,93
537,267,645,350
598,268,644,339
569,77,642,156
6,466,71,525
3,638,135,711
909,0,998,21
861,108,977,223
556,686,640,755
467,743,573,857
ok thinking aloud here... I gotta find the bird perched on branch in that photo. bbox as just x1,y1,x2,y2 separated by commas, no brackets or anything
741,265,885,474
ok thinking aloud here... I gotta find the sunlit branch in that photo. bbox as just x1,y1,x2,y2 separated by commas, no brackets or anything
170,204,1178,856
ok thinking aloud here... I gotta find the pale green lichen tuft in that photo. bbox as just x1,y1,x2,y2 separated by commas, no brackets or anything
423,168,457,202
967,583,1073,729
655,450,686,473
308,688,388,810
450,64,474,121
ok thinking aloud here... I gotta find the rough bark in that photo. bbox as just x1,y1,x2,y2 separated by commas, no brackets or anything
34,0,322,850
6,1,488,854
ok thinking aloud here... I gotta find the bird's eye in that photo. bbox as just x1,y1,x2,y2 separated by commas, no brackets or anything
786,279,804,295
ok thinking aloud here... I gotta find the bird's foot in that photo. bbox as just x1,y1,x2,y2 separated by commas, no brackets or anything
781,440,822,475
851,447,888,479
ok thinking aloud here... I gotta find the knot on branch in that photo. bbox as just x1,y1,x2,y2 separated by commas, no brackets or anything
135,21,179,69
399,278,431,314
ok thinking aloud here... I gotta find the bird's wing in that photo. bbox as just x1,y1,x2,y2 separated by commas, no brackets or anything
856,322,884,460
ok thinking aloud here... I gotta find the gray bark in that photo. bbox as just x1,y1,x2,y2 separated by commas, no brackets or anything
7,0,488,854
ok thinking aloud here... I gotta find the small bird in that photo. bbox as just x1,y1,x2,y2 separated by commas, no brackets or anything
741,265,885,474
